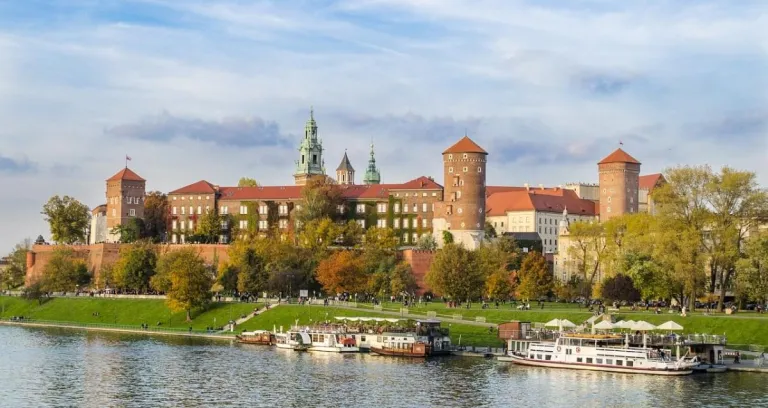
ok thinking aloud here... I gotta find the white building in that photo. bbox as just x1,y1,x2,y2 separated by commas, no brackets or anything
89,205,107,244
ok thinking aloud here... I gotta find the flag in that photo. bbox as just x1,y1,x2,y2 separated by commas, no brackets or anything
126,155,132,161
619,141,623,146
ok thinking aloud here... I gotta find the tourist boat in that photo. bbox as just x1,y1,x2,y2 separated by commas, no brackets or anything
369,320,452,358
236,330,275,345
499,333,694,375
274,325,359,353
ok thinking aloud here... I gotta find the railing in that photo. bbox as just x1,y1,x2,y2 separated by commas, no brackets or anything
625,333,727,346
500,330,559,341
1,318,234,337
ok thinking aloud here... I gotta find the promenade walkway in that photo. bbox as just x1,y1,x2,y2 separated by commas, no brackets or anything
309,301,497,328
0,319,235,341
221,303,280,333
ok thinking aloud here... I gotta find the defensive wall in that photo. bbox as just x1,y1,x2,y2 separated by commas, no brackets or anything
400,249,436,296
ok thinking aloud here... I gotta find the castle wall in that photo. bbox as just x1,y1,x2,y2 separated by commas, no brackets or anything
401,249,436,296
598,162,640,220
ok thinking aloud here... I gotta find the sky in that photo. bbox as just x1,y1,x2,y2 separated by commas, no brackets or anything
0,0,766,251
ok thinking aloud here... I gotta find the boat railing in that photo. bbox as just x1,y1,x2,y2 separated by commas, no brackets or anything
289,325,349,334
501,329,560,341
625,333,726,346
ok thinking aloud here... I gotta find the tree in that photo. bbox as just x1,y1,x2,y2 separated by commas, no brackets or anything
736,232,768,304
111,240,157,292
425,244,484,301
416,234,437,250
194,209,222,243
360,227,399,273
554,275,585,301
155,248,212,321
2,239,31,290
476,236,519,277
621,251,671,300
316,250,367,295
143,191,169,242
41,195,90,244
297,217,342,255
442,231,454,245
485,268,514,301
389,262,418,298
338,220,364,247
217,263,239,294
111,218,145,244
22,282,45,305
484,221,497,239
568,221,606,290
40,248,91,292
600,274,641,302
238,177,259,187
294,178,343,225
229,241,269,295
516,251,553,300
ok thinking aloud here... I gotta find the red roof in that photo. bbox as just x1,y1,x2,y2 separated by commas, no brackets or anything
443,136,487,155
180,176,442,202
486,185,562,197
485,189,596,217
598,148,640,165
639,173,664,190
107,167,145,182
169,180,217,195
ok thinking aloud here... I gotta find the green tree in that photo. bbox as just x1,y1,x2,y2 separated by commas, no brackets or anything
40,248,91,292
41,195,90,244
297,217,341,255
294,178,343,225
153,248,212,320
442,231,454,245
425,243,483,301
217,263,239,294
229,241,269,295
112,240,157,292
621,251,672,300
111,218,145,244
416,234,438,250
2,239,31,290
484,221,497,239
600,274,641,302
194,209,222,243
568,221,606,290
143,191,169,242
554,275,585,301
22,282,45,305
736,232,768,304
516,251,553,300
389,262,418,298
97,262,115,289
238,177,259,187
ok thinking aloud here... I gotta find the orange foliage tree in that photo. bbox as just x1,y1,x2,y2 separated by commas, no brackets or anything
316,250,366,295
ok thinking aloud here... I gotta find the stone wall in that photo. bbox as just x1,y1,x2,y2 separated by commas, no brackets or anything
401,249,436,296
25,243,230,288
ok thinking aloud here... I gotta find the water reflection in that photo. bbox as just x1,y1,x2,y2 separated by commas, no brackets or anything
0,326,766,408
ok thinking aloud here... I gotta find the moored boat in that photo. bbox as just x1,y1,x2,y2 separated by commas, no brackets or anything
274,325,360,353
369,320,452,358
499,333,694,376
236,330,275,345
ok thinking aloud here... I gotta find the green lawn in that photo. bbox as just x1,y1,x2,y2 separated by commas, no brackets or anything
238,304,504,347
0,296,259,331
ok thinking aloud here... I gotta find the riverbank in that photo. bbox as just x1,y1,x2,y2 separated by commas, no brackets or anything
0,319,235,340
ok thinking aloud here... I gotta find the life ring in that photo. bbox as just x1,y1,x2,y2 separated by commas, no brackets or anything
576,347,581,353
556,346,561,352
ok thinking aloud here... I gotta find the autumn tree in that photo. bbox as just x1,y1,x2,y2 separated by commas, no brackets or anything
485,268,514,301
425,243,484,301
143,191,169,242
40,248,91,292
484,221,497,239
294,178,343,225
111,240,157,292
389,262,418,298
416,234,438,250
193,208,222,243
238,177,259,187
2,239,31,290
568,221,606,291
316,250,367,295
554,275,585,301
111,218,145,244
297,217,342,255
360,227,399,273
42,195,90,244
442,231,454,245
516,251,553,300
736,232,768,305
600,274,641,302
154,247,212,321
229,240,269,295
217,263,239,294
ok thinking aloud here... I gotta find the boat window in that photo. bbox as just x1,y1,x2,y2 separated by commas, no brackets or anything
586,358,593,364
537,354,542,360
377,336,382,342
361,336,366,342
576,358,582,363
596,359,603,364
606,359,613,364
545,355,551,361
616,360,623,366
626,361,633,367
566,349,572,355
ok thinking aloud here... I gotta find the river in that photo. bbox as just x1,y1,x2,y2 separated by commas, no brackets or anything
0,326,765,407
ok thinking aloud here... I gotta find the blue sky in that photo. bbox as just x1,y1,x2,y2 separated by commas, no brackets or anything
0,0,766,250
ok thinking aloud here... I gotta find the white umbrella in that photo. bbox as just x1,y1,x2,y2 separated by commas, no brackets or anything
656,321,684,331
630,321,657,331
559,319,576,328
593,320,615,330
544,319,563,327
613,320,627,328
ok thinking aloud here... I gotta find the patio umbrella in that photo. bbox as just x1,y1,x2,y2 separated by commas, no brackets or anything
559,319,577,328
544,319,563,327
593,320,615,330
630,321,656,331
613,320,627,329
656,321,684,331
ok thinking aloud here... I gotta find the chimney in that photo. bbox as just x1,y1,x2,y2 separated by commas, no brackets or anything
524,183,529,191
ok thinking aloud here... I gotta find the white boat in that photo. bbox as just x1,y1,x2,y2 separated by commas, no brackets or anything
499,333,694,376
275,325,359,353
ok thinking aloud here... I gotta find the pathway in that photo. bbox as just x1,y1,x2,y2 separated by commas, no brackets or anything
308,303,497,328
221,303,280,333
0,320,235,341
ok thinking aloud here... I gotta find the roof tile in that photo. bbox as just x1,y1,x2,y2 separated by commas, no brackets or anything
107,167,145,182
443,136,487,155
598,148,641,165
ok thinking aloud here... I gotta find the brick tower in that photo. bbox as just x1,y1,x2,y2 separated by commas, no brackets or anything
436,135,487,249
105,167,146,242
598,148,640,221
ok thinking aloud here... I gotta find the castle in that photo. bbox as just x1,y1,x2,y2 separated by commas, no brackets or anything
90,109,665,265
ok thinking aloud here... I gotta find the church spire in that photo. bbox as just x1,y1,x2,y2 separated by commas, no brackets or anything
363,140,381,185
294,107,326,185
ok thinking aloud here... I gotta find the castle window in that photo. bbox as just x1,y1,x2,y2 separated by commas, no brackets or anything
220,220,228,229
189,196,193,200
180,222,185,230
458,208,463,214
394,219,400,228
461,222,465,228
377,219,386,228
457,191,462,199
463,154,468,159
259,205,268,215
422,192,427,197
128,209,135,217
279,205,289,214
220,206,228,215
313,154,317,164
432,192,437,196
258,220,268,229
607,197,612,203
173,196,177,201
412,233,418,242
188,220,194,230
448,154,453,160
181,196,185,200
172,220,178,230
302,155,305,164
412,204,417,212
206,196,210,200
173,207,177,215
357,204,366,213
377,203,387,213
394,203,400,213
240,205,247,215
448,167,454,173
189,207,193,215
198,196,201,200
197,206,202,215
403,234,409,243
172,234,177,244
403,219,409,228
205,206,210,213
422,203,428,212
422,219,428,228
607,206,612,213
463,167,468,172
279,219,288,229
337,205,344,214
357,219,365,228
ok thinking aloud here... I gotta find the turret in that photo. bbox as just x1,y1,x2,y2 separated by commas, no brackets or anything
363,142,381,185
336,151,355,185
598,148,641,221
294,107,327,185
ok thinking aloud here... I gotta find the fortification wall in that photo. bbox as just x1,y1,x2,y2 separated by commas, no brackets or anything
401,249,436,296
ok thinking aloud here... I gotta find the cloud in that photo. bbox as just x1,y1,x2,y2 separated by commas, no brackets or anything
106,112,294,148
688,111,768,143
0,155,36,173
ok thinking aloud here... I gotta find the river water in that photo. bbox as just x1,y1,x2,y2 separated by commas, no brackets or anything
0,326,765,408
